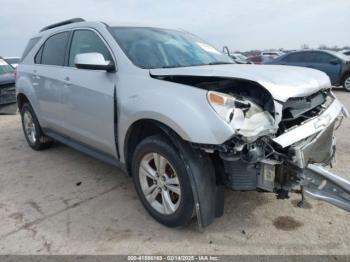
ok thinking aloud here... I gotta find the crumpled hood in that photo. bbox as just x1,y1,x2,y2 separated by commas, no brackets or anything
150,64,331,102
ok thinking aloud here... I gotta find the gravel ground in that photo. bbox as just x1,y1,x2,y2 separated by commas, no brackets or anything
0,88,349,255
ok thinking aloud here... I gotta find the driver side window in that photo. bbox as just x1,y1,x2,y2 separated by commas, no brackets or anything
68,30,112,67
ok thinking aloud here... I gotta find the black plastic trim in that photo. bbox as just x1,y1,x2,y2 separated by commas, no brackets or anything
43,129,126,172
40,18,85,32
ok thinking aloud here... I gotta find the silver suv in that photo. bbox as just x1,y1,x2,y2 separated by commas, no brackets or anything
16,18,350,228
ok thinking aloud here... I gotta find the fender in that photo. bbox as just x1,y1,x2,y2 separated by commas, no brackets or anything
153,122,224,228
117,77,235,163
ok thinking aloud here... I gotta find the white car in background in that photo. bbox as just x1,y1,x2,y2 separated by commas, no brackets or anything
231,53,252,64
4,57,20,68
222,46,251,64
261,51,285,63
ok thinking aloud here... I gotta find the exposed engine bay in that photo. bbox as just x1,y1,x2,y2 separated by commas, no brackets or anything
154,74,350,212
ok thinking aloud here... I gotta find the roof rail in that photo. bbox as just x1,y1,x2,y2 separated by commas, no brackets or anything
40,18,85,32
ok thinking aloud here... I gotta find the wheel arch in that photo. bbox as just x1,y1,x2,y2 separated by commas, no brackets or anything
123,118,185,176
342,71,350,82
123,118,225,228
16,92,30,112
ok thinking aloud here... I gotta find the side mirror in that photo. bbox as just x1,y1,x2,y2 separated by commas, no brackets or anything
330,58,340,65
74,53,115,72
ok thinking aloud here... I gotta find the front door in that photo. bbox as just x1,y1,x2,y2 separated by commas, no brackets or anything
60,29,117,157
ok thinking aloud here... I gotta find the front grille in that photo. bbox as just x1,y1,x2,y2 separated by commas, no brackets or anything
0,84,16,105
279,90,330,133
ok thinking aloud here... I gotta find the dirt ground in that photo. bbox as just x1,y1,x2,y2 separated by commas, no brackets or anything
0,88,349,255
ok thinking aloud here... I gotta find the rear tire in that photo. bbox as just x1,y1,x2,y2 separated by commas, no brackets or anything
343,74,350,92
131,135,194,227
20,103,53,150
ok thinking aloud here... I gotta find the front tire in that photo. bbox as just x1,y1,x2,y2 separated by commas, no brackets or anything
20,103,53,150
343,74,350,92
132,135,194,227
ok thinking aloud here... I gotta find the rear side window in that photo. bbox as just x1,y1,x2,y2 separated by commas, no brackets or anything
21,37,41,60
309,52,334,63
68,30,112,67
41,32,70,66
284,52,309,63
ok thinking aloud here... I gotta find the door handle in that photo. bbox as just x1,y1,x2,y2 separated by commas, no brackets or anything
32,70,40,80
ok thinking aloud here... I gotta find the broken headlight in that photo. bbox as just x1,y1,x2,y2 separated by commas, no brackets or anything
207,91,276,141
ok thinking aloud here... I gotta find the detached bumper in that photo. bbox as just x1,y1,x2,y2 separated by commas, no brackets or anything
273,97,346,148
273,96,347,168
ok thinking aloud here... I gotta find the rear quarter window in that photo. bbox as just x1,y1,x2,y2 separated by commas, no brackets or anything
21,37,41,61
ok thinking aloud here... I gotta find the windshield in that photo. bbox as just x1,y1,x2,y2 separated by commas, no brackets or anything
0,60,13,75
111,27,233,69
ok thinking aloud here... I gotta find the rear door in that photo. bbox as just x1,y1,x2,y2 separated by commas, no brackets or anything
60,29,117,156
33,31,70,132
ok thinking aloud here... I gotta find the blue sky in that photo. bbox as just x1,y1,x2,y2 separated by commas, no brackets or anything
1,0,349,56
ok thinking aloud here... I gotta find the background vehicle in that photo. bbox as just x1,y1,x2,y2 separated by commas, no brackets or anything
248,54,263,64
3,57,20,68
261,51,284,63
261,51,284,57
16,19,350,228
268,50,350,91
0,58,16,110
230,53,252,64
340,50,350,56
222,46,252,64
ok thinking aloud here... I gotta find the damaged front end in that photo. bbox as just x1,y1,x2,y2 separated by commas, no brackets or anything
152,72,350,226
200,85,350,214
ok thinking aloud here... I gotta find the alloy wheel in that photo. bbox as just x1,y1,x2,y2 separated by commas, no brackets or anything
345,76,350,91
23,111,36,144
139,152,181,215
